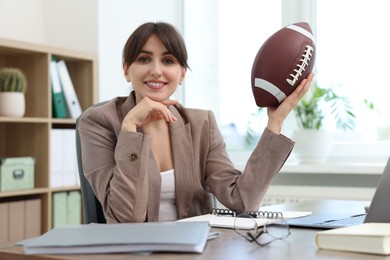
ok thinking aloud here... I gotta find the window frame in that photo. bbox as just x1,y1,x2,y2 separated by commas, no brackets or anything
182,0,390,169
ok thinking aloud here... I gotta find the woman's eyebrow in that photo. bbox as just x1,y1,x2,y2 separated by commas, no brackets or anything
139,50,172,55
138,50,152,55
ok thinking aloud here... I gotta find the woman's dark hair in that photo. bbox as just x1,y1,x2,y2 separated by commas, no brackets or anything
122,22,189,69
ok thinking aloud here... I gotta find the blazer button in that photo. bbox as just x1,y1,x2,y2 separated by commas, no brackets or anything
129,153,138,161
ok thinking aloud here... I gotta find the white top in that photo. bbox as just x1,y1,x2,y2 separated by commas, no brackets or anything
158,169,178,221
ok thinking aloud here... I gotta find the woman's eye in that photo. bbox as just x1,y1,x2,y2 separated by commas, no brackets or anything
138,56,151,63
163,57,175,64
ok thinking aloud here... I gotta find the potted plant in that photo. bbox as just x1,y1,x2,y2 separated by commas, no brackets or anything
294,83,357,131
0,68,27,117
245,82,373,162
292,83,372,163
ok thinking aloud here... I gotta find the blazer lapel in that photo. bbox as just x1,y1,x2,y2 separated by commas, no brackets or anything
169,106,196,219
120,92,136,120
119,93,161,221
119,95,195,219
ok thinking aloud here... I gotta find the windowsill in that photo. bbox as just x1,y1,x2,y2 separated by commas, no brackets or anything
228,149,387,175
280,162,385,175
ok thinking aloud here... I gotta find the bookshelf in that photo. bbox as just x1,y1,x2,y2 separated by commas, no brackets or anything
0,38,97,238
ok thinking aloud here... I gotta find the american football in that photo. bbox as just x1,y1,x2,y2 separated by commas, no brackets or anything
251,22,316,107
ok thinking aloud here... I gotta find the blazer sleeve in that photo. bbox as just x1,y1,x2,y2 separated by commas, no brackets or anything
204,111,294,212
78,106,152,223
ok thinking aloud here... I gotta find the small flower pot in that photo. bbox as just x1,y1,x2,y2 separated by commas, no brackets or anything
292,129,333,164
0,92,26,117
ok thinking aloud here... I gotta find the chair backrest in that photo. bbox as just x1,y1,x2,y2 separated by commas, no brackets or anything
76,109,106,224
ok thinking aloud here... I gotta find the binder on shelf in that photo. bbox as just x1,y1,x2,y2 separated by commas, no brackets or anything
50,57,68,118
9,201,24,243
56,60,82,119
24,199,42,239
50,129,79,188
67,191,82,225
0,202,8,244
52,191,82,228
52,192,67,228
50,129,64,188
62,129,78,186
1,199,42,244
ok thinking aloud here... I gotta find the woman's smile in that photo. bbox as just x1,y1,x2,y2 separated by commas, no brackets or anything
145,80,166,90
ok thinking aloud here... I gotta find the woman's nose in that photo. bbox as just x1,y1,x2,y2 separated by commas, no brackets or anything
150,61,162,77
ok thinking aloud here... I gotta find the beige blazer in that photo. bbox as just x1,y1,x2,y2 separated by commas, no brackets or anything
78,92,294,223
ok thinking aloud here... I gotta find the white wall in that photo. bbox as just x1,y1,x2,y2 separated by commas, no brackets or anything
97,0,183,101
44,0,98,53
182,0,220,116
281,0,316,29
0,0,46,43
0,0,98,53
0,0,182,102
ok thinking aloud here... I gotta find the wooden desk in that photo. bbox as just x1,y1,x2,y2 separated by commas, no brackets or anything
1,200,390,260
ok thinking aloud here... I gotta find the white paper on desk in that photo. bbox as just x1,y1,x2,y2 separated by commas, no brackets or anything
178,211,311,230
178,214,263,229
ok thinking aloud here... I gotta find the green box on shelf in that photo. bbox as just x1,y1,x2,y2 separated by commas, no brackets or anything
0,157,35,191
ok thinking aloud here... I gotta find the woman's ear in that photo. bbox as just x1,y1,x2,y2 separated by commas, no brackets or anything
123,63,130,82
179,68,187,85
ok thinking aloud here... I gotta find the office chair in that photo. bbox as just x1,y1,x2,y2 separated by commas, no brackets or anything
76,106,106,224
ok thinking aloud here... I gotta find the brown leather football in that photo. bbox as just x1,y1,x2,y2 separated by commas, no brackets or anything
251,22,316,107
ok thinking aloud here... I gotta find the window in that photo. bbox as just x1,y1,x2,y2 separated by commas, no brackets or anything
183,0,281,150
316,0,390,141
183,0,390,164
315,0,390,163
218,0,282,148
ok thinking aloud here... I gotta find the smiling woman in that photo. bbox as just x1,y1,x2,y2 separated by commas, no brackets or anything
78,21,313,225
122,34,186,106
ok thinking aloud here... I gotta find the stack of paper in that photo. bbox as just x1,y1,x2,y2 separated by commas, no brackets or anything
22,222,210,255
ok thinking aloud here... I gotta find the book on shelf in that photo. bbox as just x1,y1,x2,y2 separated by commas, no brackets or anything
56,60,82,119
22,221,210,255
50,129,79,188
0,199,41,244
316,223,390,255
52,191,82,228
52,192,67,228
177,208,311,229
50,57,68,118
66,191,82,225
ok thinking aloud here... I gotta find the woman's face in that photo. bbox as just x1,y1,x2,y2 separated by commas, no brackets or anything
124,34,187,103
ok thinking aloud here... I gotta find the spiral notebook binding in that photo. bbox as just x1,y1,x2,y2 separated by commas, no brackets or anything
211,208,237,217
211,208,284,219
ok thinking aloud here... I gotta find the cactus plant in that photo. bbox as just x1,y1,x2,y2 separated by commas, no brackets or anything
0,68,27,93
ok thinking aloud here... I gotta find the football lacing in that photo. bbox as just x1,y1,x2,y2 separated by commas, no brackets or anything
286,45,314,86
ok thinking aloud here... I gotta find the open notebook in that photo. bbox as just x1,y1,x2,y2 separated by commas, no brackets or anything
178,208,311,229
286,156,390,229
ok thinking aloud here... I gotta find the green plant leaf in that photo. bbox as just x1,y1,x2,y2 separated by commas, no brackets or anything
293,82,367,131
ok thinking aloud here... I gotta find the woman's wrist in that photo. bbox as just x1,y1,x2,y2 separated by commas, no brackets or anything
266,120,282,134
121,121,137,132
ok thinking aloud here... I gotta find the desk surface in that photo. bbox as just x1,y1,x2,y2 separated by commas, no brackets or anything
1,200,390,260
